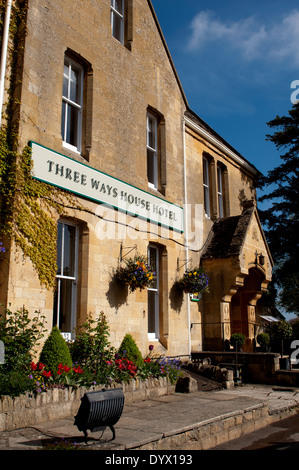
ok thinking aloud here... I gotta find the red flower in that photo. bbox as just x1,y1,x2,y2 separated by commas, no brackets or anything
42,370,52,378
57,363,71,374
38,362,45,371
31,362,37,370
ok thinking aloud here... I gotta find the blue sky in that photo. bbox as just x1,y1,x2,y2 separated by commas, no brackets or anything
151,0,299,201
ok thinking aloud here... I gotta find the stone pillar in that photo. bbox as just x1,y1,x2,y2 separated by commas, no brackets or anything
221,302,231,350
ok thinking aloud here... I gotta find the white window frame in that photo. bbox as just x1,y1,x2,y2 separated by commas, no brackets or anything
61,56,83,154
147,244,159,340
217,165,224,218
111,0,125,44
147,112,158,190
54,220,79,338
203,156,210,218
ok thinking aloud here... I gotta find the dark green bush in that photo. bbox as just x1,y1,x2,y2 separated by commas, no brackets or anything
230,333,245,351
257,332,270,351
0,306,46,372
270,319,293,356
0,369,35,397
118,333,143,369
39,326,72,373
69,312,113,370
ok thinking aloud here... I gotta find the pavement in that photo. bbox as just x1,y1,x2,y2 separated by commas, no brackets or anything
1,377,299,452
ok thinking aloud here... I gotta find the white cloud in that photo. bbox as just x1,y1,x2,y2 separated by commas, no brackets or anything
187,9,299,66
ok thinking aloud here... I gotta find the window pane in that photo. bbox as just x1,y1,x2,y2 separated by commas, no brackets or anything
112,13,123,42
148,290,157,334
204,186,210,217
217,167,222,192
217,167,224,218
63,70,68,98
147,116,156,149
116,0,124,13
54,278,73,332
148,246,157,289
61,101,66,140
218,194,223,218
147,149,156,186
63,224,76,277
70,65,80,103
203,158,209,185
65,103,79,147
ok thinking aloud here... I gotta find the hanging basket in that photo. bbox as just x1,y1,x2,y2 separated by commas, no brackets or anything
177,267,209,295
115,255,155,292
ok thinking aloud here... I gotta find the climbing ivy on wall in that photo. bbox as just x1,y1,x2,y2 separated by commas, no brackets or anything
0,129,74,288
0,1,78,288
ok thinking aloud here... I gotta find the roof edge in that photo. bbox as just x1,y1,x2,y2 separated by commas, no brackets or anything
147,0,189,108
185,108,261,178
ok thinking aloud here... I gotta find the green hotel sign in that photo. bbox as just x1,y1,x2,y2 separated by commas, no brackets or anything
30,142,184,232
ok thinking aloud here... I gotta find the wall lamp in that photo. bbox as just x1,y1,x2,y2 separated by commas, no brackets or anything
255,251,265,266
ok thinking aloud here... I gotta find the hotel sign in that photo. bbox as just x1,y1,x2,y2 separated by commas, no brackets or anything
30,142,184,232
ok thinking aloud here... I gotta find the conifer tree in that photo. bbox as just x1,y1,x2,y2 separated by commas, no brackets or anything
259,103,299,315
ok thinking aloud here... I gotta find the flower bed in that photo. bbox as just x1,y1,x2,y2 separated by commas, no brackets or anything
0,307,182,432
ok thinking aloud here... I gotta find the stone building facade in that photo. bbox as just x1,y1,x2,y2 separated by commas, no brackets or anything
0,0,272,357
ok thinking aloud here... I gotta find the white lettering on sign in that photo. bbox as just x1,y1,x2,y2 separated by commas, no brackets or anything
30,142,183,232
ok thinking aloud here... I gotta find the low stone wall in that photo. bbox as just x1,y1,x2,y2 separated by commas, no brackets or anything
0,377,176,432
191,352,280,385
275,370,299,387
182,359,234,389
137,403,272,450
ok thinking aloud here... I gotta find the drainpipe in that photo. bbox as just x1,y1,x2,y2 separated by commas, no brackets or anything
0,0,12,127
183,119,191,357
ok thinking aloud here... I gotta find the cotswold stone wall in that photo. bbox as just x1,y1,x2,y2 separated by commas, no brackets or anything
0,377,175,432
191,352,280,385
182,360,234,389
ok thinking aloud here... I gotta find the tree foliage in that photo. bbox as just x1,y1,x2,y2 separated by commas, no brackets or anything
259,103,299,315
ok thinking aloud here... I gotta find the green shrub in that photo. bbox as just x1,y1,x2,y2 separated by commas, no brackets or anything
118,333,144,369
0,306,46,372
0,369,35,397
270,319,293,356
257,332,270,351
69,312,114,370
39,326,72,373
230,333,245,351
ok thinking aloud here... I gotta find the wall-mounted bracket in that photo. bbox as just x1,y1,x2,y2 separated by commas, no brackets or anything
119,243,137,262
176,257,191,271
